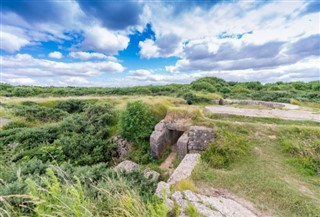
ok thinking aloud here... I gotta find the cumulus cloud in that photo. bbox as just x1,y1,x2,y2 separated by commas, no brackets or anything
49,51,63,59
81,26,129,55
165,34,320,73
69,51,117,61
139,33,182,58
0,31,30,52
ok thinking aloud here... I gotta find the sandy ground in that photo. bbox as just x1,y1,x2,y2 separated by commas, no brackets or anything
205,106,320,122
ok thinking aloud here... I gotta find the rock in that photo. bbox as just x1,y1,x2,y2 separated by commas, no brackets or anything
115,160,139,172
8,143,19,149
0,118,11,128
112,136,132,159
188,126,214,152
115,160,160,181
168,153,200,185
177,132,189,160
170,190,257,217
156,181,171,199
144,168,160,181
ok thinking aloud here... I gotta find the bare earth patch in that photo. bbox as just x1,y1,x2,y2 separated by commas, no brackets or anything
160,144,177,176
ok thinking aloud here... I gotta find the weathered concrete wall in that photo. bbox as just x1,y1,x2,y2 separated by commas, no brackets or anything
211,99,286,108
150,120,184,158
167,153,200,185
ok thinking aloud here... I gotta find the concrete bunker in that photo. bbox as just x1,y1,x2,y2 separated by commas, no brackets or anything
150,119,215,160
150,120,184,159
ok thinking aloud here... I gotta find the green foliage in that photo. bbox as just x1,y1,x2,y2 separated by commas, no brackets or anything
191,81,217,92
185,201,200,217
277,127,320,176
26,168,94,217
120,101,158,143
1,77,319,104
54,99,88,113
14,104,68,122
0,103,117,166
202,127,251,168
183,91,219,105
1,120,31,130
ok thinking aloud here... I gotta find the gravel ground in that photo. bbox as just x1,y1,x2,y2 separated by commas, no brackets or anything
205,106,320,122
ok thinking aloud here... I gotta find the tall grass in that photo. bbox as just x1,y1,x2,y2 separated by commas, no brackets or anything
1,166,169,217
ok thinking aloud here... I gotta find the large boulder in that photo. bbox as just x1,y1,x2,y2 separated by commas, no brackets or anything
115,160,160,181
115,160,139,172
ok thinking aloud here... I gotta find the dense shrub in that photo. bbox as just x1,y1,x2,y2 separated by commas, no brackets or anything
54,99,88,113
2,120,31,130
120,101,158,142
0,104,118,166
191,81,217,92
183,91,218,105
14,105,68,122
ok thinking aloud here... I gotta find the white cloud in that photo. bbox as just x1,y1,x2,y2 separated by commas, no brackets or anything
7,77,35,85
139,40,159,59
69,51,117,61
49,51,63,59
128,69,152,76
81,26,129,55
64,77,90,85
0,31,30,52
2,54,125,78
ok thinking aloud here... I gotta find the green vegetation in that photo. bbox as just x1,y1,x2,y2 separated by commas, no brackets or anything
0,76,319,216
193,120,320,217
185,201,200,217
1,77,319,104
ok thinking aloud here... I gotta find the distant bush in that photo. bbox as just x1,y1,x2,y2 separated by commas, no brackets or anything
183,91,220,105
54,99,88,113
14,105,68,122
191,81,217,92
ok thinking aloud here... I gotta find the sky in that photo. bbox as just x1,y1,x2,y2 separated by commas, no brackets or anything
1,0,319,87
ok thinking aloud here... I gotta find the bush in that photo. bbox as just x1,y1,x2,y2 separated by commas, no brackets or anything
191,81,217,92
14,105,68,122
2,120,31,130
202,128,251,168
54,99,87,113
120,101,158,143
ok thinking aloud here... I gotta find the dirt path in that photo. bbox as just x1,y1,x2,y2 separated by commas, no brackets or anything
205,106,320,122
160,144,177,175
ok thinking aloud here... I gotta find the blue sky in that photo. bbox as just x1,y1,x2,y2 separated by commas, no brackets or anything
1,0,319,87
